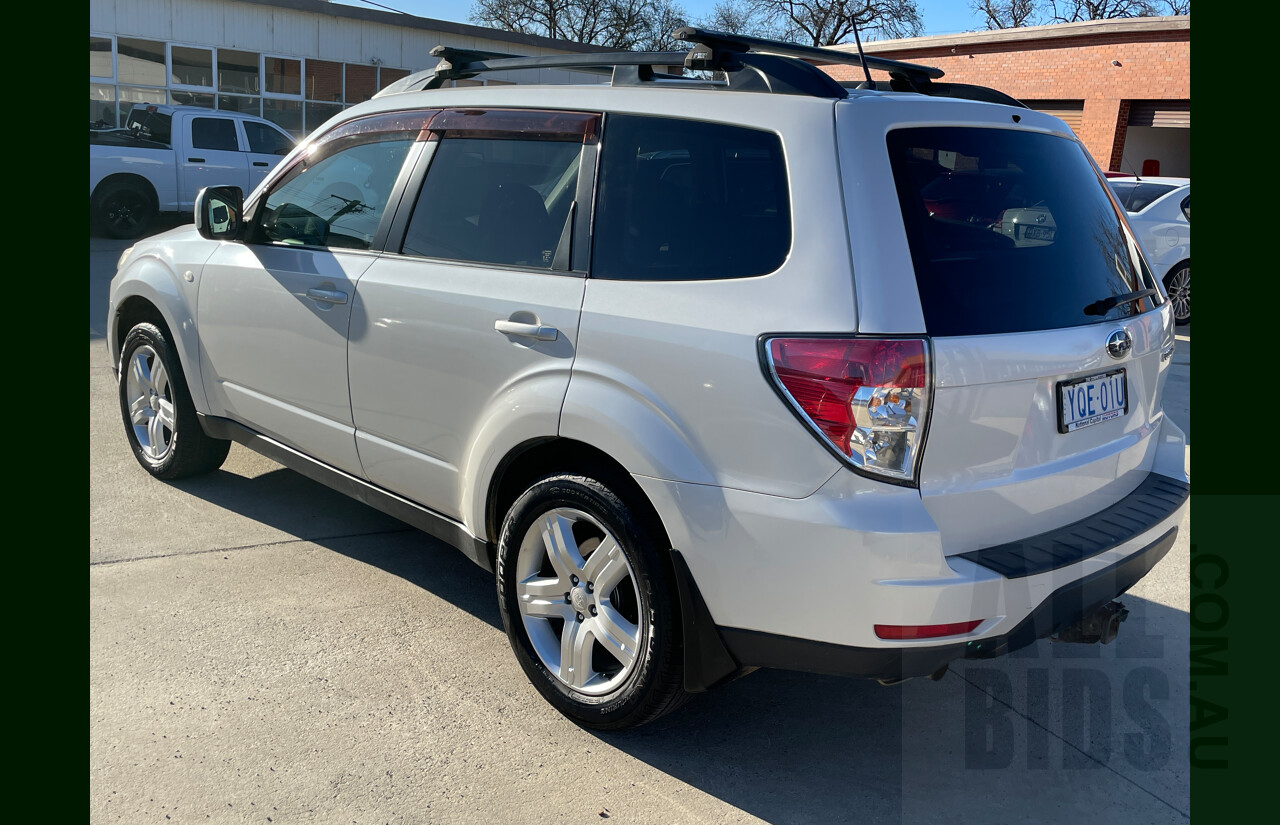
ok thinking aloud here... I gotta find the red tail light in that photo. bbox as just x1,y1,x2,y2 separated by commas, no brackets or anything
874,620,984,640
765,337,930,482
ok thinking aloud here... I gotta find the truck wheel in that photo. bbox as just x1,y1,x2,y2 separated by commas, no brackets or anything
94,181,156,239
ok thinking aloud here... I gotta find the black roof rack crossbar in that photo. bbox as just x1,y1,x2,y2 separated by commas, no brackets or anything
673,26,944,87
373,28,1017,103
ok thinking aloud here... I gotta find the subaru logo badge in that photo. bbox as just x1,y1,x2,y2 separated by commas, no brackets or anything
1106,329,1132,359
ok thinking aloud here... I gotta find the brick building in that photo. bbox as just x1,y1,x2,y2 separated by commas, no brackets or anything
822,16,1190,176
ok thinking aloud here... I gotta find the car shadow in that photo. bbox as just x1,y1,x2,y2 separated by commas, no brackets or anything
166,464,505,632
167,460,1189,822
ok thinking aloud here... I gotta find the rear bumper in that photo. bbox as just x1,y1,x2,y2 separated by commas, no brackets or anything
640,416,1189,684
715,524,1178,681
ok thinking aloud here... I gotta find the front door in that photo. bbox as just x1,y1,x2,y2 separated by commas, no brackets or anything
348,109,598,520
197,114,428,474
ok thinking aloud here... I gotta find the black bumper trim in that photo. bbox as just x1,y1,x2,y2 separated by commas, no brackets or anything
955,472,1189,579
718,525,1178,681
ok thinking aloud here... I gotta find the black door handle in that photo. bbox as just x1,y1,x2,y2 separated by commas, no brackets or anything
253,161,269,167
187,157,205,163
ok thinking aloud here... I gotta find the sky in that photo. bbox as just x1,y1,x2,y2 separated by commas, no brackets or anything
332,0,983,39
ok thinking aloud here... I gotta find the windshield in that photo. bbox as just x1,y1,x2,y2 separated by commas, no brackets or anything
1108,181,1177,213
887,126,1159,337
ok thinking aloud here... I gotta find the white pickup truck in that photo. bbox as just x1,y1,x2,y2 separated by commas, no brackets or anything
90,104,296,238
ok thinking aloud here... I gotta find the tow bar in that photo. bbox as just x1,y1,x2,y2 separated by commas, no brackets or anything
1052,600,1130,645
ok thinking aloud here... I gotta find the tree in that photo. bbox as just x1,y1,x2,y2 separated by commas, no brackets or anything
973,0,1041,28
727,1,924,46
469,0,688,49
1045,0,1164,21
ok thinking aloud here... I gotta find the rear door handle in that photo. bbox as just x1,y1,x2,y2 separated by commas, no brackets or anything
187,157,205,163
494,320,558,341
306,288,348,305
253,161,269,167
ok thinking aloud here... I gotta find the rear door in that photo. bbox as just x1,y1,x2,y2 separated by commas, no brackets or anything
347,109,597,520
180,114,250,208
839,107,1177,555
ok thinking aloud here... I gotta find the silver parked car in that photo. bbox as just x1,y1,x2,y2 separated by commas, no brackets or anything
108,30,1189,729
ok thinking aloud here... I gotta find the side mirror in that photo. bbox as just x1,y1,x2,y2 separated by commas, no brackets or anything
195,185,244,240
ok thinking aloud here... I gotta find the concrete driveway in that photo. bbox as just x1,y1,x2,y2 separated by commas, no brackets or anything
91,230,1191,824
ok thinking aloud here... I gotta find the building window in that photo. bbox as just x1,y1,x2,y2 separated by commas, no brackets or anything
172,46,214,88
90,83,117,127
117,37,166,86
265,57,302,96
305,101,344,132
218,94,261,116
379,67,409,90
90,36,113,79
171,90,215,108
345,64,377,104
218,49,260,95
263,98,303,135
306,59,343,101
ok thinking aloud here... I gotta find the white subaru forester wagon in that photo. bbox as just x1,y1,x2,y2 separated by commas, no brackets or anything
107,30,1190,729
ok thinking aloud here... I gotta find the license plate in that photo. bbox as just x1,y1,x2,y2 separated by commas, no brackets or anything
1024,225,1054,240
1057,369,1127,433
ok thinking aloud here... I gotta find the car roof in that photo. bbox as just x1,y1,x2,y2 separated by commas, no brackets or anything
1106,176,1190,186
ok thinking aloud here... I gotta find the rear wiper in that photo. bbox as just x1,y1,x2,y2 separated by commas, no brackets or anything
1083,289,1156,317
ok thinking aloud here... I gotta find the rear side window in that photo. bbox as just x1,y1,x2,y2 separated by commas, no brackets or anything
402,138,582,268
888,127,1157,337
592,115,790,281
1108,181,1177,212
243,121,294,155
191,117,239,152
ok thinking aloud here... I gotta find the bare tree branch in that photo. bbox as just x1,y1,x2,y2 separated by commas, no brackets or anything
972,0,1041,28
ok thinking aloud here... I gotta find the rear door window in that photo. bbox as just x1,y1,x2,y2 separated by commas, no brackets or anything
243,121,295,155
402,137,583,268
191,117,240,152
592,115,790,281
887,127,1158,337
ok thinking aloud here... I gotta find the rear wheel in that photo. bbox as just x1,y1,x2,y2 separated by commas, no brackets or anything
94,181,156,239
1164,262,1190,325
496,472,687,729
119,323,230,479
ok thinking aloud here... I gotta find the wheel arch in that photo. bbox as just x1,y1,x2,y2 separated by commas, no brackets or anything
92,172,160,211
110,271,208,412
483,436,739,693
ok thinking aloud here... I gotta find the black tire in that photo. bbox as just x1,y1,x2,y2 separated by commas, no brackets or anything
118,322,230,480
1163,261,1190,325
496,472,688,730
93,180,156,239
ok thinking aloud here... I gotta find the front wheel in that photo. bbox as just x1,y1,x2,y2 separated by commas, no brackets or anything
1163,262,1190,325
496,473,687,729
119,323,230,479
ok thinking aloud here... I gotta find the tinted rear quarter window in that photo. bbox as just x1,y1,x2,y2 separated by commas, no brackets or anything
888,127,1157,337
1108,181,1177,212
592,115,790,281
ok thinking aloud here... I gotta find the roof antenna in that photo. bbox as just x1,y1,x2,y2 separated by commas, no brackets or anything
850,17,875,88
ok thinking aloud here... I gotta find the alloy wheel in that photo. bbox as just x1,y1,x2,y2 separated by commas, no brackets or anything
514,508,643,696
124,345,176,462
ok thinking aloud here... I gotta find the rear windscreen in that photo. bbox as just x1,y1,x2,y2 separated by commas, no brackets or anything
887,127,1158,337
125,109,172,146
